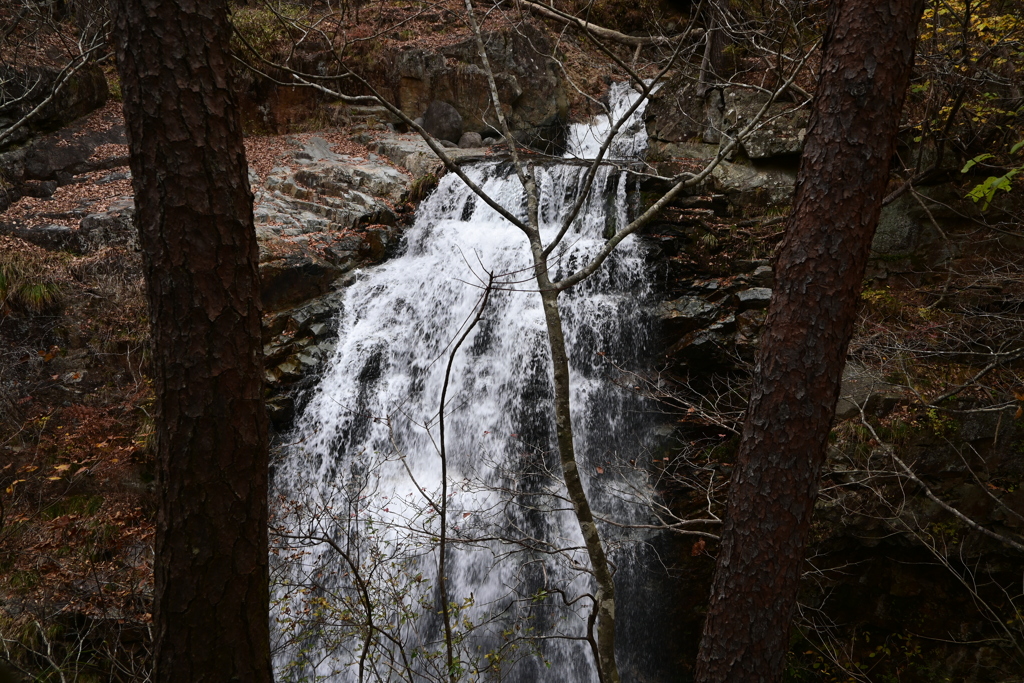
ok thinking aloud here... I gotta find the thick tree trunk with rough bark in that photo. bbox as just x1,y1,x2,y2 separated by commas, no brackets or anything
694,1,925,681
112,2,272,682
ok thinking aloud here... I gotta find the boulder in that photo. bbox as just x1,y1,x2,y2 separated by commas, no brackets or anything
458,132,483,149
868,189,955,278
19,180,58,198
422,101,463,143
20,118,127,182
835,362,902,420
23,138,93,181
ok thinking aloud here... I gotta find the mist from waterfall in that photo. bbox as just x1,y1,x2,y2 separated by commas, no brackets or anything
272,81,665,683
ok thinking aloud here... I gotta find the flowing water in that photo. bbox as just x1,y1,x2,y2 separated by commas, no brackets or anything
273,82,667,682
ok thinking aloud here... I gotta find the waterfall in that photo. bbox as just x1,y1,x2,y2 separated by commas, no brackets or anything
273,82,665,683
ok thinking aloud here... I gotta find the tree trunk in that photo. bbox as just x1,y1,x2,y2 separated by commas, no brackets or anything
697,1,726,97
694,1,924,681
537,284,619,683
112,2,272,682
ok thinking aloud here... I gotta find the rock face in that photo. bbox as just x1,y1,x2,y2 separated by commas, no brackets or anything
645,76,807,213
383,25,568,152
262,290,345,428
253,148,411,312
251,145,414,410
646,261,775,368
3,132,412,323
710,159,796,208
644,71,721,148
645,74,809,162
718,88,809,160
421,101,463,143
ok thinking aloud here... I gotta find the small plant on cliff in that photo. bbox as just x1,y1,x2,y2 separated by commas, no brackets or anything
409,172,439,203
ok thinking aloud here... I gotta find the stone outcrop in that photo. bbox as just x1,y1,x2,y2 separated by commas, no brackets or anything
709,159,796,209
0,110,127,211
644,71,720,149
645,73,809,162
717,88,809,161
645,77,808,215
370,133,488,177
0,63,108,152
253,142,411,312
383,25,568,152
262,290,346,428
251,142,413,402
647,259,775,368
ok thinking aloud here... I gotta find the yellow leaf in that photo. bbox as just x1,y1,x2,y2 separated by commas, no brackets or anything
54,464,71,471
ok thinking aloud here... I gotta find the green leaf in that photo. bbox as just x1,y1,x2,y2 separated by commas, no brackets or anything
966,170,1018,209
1011,140,1024,155
961,153,994,173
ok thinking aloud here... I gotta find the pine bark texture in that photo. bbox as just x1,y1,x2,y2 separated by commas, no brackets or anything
694,0,925,681
112,2,272,682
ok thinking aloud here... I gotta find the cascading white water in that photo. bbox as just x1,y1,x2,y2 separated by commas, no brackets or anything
564,81,653,160
273,82,662,683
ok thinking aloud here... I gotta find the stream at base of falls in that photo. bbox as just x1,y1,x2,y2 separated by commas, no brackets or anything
272,82,676,683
